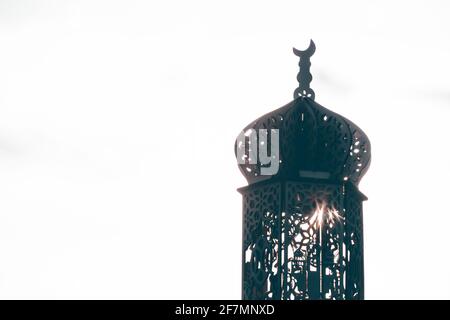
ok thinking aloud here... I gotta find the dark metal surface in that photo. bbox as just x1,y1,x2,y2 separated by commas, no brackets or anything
235,41,370,300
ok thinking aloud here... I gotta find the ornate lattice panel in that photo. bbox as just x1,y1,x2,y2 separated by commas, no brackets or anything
242,182,281,300
241,181,364,300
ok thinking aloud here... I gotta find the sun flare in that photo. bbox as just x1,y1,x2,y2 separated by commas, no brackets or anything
310,201,342,228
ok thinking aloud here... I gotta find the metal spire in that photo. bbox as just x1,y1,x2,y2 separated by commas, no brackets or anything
293,39,316,100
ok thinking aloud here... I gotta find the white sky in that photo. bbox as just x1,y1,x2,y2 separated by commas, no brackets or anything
0,0,449,299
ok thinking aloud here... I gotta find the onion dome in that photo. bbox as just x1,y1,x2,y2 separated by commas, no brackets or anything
235,40,371,186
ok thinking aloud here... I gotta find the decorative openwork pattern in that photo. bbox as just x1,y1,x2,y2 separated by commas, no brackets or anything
240,181,364,300
235,98,371,186
242,183,281,300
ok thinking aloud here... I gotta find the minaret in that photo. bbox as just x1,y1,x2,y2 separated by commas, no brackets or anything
235,40,371,300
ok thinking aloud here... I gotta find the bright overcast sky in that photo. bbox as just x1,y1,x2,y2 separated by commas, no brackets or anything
0,0,449,299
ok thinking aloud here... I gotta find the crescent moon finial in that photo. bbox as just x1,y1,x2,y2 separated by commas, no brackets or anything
293,39,316,57
293,39,316,100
